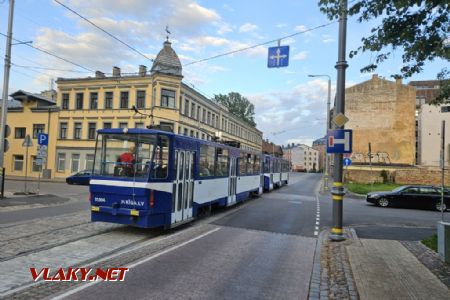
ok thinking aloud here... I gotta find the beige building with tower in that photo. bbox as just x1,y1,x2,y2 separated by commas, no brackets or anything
3,40,263,179
346,75,416,165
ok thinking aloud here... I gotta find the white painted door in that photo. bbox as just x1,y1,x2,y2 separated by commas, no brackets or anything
172,150,194,223
227,157,237,206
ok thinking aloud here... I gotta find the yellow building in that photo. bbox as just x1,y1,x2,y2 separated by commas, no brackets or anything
5,40,262,179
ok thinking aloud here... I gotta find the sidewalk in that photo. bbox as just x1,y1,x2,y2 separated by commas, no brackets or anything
0,194,71,208
310,229,450,300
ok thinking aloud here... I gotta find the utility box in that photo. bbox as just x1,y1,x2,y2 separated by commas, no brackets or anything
437,221,450,263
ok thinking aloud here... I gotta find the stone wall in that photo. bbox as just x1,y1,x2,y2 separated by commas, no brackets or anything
346,166,450,186
346,75,416,165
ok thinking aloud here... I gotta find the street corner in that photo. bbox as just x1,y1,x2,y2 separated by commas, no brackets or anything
0,194,71,210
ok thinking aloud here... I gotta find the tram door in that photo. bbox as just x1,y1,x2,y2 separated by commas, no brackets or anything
228,157,237,206
172,150,194,224
270,159,274,189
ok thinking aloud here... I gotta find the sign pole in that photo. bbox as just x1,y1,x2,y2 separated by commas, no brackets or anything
330,0,348,241
0,0,15,197
24,144,29,194
441,120,445,221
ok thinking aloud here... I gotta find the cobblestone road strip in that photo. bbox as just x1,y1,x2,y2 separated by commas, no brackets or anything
0,212,123,261
3,224,219,300
311,228,359,300
401,240,450,290
0,225,156,296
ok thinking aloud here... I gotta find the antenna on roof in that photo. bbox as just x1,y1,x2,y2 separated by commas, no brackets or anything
165,25,171,42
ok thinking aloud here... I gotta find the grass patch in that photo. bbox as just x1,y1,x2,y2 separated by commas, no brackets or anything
346,182,402,195
421,234,438,252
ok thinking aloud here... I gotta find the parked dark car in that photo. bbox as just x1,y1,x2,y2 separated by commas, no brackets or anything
366,185,449,211
66,170,91,185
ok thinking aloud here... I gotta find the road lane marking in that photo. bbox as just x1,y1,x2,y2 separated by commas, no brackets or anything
288,200,303,205
52,227,221,299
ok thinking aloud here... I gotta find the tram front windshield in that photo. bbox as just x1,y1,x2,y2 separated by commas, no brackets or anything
93,133,169,180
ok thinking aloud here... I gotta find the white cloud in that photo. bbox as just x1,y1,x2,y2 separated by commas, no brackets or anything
239,23,258,33
294,24,314,37
223,4,234,12
276,23,288,28
292,51,308,61
321,35,335,44
248,79,336,145
215,22,233,35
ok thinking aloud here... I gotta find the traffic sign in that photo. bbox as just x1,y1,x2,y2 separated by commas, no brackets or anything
327,129,352,154
267,46,289,68
343,157,352,166
35,157,43,166
332,113,349,127
22,134,33,147
37,133,48,146
37,145,48,158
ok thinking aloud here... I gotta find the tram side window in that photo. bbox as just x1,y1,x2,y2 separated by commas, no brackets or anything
199,145,215,177
263,156,270,173
150,136,169,179
215,148,229,177
254,155,261,174
246,153,254,175
239,152,247,176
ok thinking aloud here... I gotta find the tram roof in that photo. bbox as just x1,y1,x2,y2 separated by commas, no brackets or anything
97,128,176,136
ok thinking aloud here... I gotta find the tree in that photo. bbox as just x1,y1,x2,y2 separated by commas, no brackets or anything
213,92,256,126
319,0,450,102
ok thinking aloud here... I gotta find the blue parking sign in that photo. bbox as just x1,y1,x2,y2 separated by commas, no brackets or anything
37,133,48,146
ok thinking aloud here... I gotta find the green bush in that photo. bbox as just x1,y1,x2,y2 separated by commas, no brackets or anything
380,169,389,183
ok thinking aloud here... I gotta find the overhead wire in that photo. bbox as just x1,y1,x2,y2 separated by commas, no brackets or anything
0,32,96,73
183,21,338,67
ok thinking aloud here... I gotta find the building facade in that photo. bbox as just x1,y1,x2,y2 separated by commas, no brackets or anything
417,103,450,166
312,136,326,172
283,144,319,172
346,75,416,165
4,41,262,179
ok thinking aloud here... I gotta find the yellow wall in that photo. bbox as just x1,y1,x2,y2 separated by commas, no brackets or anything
5,71,262,179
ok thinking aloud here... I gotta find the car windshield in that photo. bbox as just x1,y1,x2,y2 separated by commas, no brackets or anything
392,186,407,192
93,133,169,180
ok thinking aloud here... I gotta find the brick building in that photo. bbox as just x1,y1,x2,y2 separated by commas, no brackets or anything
346,75,416,165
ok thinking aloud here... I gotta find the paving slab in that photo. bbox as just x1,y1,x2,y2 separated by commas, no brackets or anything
347,239,450,300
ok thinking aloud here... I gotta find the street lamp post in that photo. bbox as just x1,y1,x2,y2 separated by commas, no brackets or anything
308,74,331,190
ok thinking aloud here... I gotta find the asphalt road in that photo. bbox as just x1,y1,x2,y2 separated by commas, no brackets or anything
60,173,322,300
319,188,448,241
0,179,89,224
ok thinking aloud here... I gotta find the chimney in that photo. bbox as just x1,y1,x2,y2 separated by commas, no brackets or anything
372,74,378,81
139,65,147,76
95,71,105,78
395,78,402,85
113,66,121,77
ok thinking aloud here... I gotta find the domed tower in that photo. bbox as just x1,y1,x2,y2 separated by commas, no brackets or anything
150,40,183,77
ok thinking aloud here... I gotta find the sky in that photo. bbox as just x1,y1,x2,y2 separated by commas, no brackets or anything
0,0,446,146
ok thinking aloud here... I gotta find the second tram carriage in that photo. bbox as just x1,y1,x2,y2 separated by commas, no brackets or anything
90,128,290,228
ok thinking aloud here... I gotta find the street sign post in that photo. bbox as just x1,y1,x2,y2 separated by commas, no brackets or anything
22,134,33,193
327,129,352,154
267,46,289,68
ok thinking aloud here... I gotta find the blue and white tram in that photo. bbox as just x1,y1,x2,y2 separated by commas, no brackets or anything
90,128,266,229
262,155,290,191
